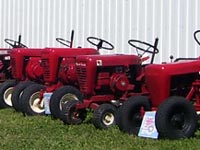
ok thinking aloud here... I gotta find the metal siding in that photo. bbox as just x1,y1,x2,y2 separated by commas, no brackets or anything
0,0,200,63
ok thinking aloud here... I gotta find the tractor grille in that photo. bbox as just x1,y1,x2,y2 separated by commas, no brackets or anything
41,58,50,79
76,66,87,91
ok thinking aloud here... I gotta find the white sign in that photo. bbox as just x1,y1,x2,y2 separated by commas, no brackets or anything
138,111,158,139
96,60,102,66
43,93,53,115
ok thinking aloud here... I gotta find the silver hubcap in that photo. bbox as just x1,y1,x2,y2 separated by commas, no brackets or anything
59,93,78,110
102,112,115,126
29,92,44,113
4,87,14,106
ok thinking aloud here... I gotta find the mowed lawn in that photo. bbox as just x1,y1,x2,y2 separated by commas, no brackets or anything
0,108,199,150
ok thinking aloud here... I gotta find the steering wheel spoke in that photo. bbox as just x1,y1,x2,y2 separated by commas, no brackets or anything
146,46,152,52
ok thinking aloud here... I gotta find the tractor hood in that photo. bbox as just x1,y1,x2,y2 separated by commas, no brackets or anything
76,54,142,66
10,48,43,57
42,48,99,57
145,60,200,75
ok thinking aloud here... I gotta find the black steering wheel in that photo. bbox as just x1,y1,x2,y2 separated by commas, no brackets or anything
4,35,27,48
56,30,74,48
128,39,159,55
56,38,71,47
194,30,200,46
87,37,114,50
128,38,159,64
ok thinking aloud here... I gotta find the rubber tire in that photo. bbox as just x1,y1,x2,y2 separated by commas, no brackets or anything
50,85,83,119
155,96,198,139
60,100,87,125
20,84,45,116
118,96,151,135
93,103,117,129
0,80,17,108
11,81,35,112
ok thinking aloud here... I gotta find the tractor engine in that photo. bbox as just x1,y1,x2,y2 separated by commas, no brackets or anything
76,54,142,97
25,57,43,81
10,48,43,81
58,58,77,84
110,73,130,92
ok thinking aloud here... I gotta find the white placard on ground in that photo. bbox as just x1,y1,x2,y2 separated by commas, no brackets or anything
43,93,53,115
138,111,159,139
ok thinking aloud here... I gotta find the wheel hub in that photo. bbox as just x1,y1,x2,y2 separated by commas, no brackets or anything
60,94,78,110
30,92,44,113
4,87,14,106
102,112,114,126
171,113,184,129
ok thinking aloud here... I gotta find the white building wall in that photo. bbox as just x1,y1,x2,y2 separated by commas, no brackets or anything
0,0,200,63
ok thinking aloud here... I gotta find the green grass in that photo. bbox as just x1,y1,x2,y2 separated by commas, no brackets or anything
0,109,199,150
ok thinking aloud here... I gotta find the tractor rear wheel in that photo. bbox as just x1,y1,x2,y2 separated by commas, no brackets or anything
155,96,198,139
20,84,45,116
93,103,117,129
118,96,151,135
11,81,35,112
50,85,82,119
60,100,87,125
0,80,17,108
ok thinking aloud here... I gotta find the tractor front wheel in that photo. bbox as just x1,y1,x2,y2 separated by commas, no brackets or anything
60,100,87,125
11,81,35,112
0,80,17,108
50,86,83,119
20,84,45,116
155,96,198,139
93,103,117,129
118,96,151,135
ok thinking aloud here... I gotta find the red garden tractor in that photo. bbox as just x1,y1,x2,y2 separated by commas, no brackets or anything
8,48,44,110
0,47,46,109
117,30,200,139
59,38,159,129
19,36,114,116
0,35,28,108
